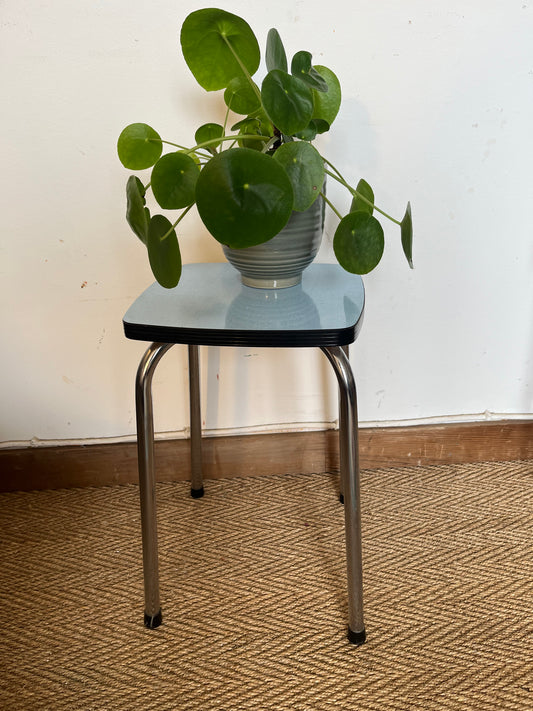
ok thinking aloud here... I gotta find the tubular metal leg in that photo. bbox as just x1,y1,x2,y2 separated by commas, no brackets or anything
188,345,204,498
135,341,174,629
338,344,349,503
321,345,366,645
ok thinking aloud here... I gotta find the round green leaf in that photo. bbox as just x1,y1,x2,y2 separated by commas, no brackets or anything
294,123,317,141
233,111,274,150
151,152,199,209
126,176,150,244
273,141,324,211
147,215,182,289
180,9,260,91
401,201,414,268
333,212,385,274
291,50,312,76
350,178,374,215
194,123,224,155
195,147,294,248
312,66,341,126
117,123,162,170
291,51,329,92
261,70,314,136
231,117,256,132
266,28,288,73
195,123,223,146
232,111,273,134
294,119,330,140
313,119,331,134
224,76,261,115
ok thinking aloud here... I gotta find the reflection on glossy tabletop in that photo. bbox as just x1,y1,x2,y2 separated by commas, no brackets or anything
225,282,321,330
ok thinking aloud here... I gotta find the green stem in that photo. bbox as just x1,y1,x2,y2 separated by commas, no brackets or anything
149,132,268,157
323,159,401,226
221,35,262,103
262,136,279,153
187,133,268,153
223,103,232,139
148,138,211,159
161,204,194,241
320,191,342,220
148,138,189,151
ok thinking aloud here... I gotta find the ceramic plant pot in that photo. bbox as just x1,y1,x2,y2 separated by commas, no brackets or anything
222,192,326,289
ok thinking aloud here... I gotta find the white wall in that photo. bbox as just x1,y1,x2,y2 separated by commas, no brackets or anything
1,0,532,447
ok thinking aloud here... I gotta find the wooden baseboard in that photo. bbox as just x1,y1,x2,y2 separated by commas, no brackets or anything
1,421,531,492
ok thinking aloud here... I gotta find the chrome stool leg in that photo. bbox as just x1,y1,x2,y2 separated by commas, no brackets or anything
188,345,204,498
321,345,366,645
135,342,174,629
338,344,349,504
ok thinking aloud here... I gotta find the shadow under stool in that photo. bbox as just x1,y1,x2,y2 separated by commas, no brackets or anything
123,262,366,644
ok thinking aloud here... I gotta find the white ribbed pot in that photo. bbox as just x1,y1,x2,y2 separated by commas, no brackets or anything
222,192,326,289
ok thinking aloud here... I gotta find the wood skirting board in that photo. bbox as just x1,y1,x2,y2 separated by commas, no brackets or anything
1,420,532,492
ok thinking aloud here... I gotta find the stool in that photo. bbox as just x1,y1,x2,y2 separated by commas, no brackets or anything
123,262,366,644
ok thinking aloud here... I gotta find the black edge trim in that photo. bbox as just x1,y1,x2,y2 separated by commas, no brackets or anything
123,322,362,348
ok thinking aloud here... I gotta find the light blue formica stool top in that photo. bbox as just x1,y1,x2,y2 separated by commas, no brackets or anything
123,262,365,347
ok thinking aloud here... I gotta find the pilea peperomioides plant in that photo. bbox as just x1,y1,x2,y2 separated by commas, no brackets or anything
117,7,413,288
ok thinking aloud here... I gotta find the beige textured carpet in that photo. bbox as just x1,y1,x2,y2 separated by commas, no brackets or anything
0,461,531,710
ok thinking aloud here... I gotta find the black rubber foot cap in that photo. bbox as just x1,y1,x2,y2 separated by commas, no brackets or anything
191,486,205,499
144,610,162,629
348,627,366,645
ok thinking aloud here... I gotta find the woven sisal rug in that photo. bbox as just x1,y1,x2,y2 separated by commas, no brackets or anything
0,461,531,710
